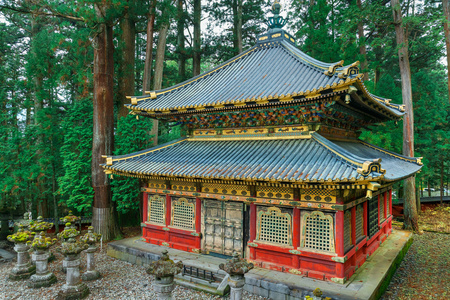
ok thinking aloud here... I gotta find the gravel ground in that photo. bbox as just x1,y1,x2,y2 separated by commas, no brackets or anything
381,232,450,300
0,245,267,300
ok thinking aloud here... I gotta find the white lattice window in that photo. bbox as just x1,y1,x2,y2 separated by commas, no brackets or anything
344,210,352,250
171,198,195,230
256,207,292,246
355,205,364,241
148,195,165,225
301,211,335,253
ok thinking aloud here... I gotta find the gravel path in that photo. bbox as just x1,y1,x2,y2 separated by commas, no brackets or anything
0,246,267,300
381,232,450,300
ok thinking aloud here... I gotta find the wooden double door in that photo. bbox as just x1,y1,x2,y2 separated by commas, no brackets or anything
202,200,249,257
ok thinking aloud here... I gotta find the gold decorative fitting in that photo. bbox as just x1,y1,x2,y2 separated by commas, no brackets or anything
331,277,346,284
106,157,113,166
191,248,201,254
162,242,169,247
357,159,386,176
324,60,344,76
331,256,348,263
131,97,138,105
271,33,281,38
289,249,302,255
248,242,258,247
289,269,302,275
338,61,360,79
259,35,268,41
190,232,201,237
162,227,170,231
416,157,423,165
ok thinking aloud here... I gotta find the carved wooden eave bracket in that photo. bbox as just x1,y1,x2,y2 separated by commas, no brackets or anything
365,181,381,199
357,159,386,177
324,60,344,76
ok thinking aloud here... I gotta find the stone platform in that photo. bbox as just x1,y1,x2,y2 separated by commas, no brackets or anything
107,230,412,300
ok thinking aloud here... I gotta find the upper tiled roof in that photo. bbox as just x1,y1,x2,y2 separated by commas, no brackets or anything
125,32,404,119
102,133,421,183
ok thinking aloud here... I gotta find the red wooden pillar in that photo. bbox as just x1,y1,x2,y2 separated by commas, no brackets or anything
363,201,368,237
142,186,148,223
195,197,202,249
335,210,345,278
165,194,171,243
335,211,344,256
249,203,256,259
351,206,356,246
292,207,301,268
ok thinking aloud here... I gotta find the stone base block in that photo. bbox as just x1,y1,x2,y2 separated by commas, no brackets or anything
57,283,90,300
82,270,101,281
28,272,57,288
9,264,36,281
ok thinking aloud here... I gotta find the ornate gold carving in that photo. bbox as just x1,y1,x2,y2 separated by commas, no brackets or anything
256,186,293,200
357,159,386,176
324,60,344,76
259,35,268,41
301,188,337,203
202,183,249,196
148,180,167,189
338,61,360,79
171,181,197,192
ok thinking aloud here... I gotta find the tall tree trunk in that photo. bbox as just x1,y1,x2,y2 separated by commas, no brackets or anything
118,10,136,119
177,0,186,81
357,0,368,81
143,0,158,148
193,0,201,76
392,0,418,231
441,160,444,205
443,0,450,105
143,0,156,93
232,0,243,54
92,6,120,240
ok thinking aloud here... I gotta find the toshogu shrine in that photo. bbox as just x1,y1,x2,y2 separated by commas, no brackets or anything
102,1,422,284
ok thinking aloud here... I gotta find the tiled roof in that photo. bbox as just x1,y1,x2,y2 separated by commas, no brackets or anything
102,133,421,183
126,33,404,118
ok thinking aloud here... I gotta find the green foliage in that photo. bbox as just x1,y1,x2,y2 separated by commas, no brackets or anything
58,97,94,215
111,115,154,215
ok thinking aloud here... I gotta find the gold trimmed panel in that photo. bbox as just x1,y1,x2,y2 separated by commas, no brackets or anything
171,180,197,192
256,206,292,246
300,211,335,253
148,180,167,189
256,186,293,200
202,183,249,196
301,188,337,203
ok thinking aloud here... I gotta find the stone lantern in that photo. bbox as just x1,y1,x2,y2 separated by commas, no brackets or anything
146,250,183,300
219,251,254,300
57,222,80,273
27,231,57,288
6,225,36,280
29,216,55,262
60,211,81,229
80,226,102,281
56,237,89,300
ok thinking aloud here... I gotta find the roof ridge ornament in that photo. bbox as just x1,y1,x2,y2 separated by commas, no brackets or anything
267,1,287,30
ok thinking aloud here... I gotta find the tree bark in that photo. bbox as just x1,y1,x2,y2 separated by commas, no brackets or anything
443,0,450,105
177,0,186,81
232,0,243,54
193,0,201,76
357,0,368,81
441,160,444,205
118,10,136,119
391,0,418,231
92,5,120,240
143,0,156,92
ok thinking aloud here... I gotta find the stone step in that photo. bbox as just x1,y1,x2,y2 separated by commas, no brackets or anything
175,273,230,296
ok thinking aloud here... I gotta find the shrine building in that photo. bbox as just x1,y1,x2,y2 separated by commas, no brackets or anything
102,2,422,283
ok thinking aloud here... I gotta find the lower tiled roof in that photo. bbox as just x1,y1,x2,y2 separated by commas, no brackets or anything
102,133,421,183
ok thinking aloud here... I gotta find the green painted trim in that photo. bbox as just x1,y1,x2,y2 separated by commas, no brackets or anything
248,242,258,247
162,227,170,231
191,232,201,237
331,256,348,263
140,222,146,227
289,249,302,255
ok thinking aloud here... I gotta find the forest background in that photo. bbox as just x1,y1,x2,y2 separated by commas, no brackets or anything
0,0,449,238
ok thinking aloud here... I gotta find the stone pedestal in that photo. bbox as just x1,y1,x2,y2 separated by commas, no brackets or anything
57,254,89,300
9,243,36,280
228,275,245,300
28,251,57,288
153,276,175,300
82,245,100,281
